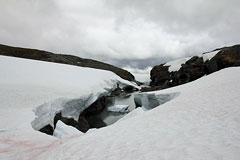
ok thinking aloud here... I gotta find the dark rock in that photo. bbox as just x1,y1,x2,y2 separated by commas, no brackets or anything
122,85,139,93
52,96,110,133
0,44,135,82
39,124,54,135
150,64,171,86
178,56,207,83
208,45,240,73
140,86,163,92
81,96,109,117
54,112,90,133
234,60,240,66
150,44,240,90
80,96,110,129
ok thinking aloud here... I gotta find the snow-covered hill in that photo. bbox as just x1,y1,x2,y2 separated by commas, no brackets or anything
1,55,240,160
0,55,136,159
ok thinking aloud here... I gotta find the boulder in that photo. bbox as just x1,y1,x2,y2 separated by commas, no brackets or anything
39,124,54,135
178,56,207,83
80,96,109,129
207,45,240,73
150,64,171,87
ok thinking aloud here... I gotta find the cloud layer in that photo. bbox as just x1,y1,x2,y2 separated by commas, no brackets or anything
0,0,239,71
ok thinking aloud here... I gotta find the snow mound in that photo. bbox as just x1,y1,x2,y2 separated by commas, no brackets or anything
53,121,83,138
35,67,240,160
0,55,137,159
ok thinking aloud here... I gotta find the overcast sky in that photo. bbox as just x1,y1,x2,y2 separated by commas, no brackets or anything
0,0,240,71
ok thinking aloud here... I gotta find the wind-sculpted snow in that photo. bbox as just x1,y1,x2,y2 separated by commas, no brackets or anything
36,68,240,160
53,121,83,138
1,55,240,160
134,92,180,110
0,55,137,159
31,93,101,131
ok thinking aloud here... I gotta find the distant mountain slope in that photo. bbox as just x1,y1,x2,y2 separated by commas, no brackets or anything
149,44,240,91
0,44,135,81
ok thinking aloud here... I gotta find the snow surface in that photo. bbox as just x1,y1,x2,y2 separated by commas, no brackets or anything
119,107,145,122
53,121,83,138
1,55,240,160
0,55,135,131
37,67,240,160
0,55,136,160
133,73,151,85
164,57,191,72
201,50,220,62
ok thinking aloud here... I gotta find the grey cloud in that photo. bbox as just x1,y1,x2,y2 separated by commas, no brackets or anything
0,0,239,70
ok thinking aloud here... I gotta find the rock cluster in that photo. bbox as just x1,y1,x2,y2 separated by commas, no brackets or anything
150,44,240,90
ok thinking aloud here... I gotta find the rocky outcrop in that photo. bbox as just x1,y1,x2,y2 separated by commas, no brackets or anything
150,64,171,87
150,44,240,90
0,44,135,81
79,96,109,129
38,83,138,135
39,124,54,135
207,45,240,73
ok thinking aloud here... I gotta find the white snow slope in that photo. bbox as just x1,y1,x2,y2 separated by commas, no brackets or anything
1,55,240,160
0,55,135,159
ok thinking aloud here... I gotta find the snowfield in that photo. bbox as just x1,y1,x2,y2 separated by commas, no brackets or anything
1,55,240,160
0,55,135,159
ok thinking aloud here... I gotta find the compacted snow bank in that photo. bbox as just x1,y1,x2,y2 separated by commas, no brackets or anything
0,55,137,159
1,54,240,160
36,67,240,160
